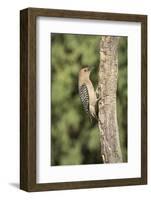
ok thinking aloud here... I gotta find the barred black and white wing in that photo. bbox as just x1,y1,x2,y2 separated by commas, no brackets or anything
79,84,89,115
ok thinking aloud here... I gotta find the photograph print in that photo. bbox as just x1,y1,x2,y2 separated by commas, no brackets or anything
20,8,147,192
51,33,127,166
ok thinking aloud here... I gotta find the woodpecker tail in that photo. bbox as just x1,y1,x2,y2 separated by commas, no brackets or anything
89,114,93,123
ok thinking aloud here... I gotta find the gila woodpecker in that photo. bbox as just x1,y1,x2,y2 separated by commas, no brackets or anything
78,67,97,120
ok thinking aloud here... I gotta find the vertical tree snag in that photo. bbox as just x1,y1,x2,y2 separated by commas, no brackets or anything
97,36,123,163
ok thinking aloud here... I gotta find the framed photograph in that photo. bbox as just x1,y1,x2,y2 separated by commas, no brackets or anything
20,8,147,191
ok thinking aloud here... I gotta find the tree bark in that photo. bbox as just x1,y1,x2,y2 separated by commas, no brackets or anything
97,36,123,163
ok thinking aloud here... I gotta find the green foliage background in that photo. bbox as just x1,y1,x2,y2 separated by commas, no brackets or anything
51,33,127,165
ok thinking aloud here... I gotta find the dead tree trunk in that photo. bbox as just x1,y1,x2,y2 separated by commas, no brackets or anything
97,36,123,163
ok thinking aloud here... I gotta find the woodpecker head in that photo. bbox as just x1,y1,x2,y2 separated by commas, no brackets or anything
79,67,91,79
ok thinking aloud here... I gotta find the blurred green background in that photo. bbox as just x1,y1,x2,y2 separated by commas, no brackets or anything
51,33,127,165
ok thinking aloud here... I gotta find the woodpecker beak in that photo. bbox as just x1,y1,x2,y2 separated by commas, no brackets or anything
88,66,94,72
